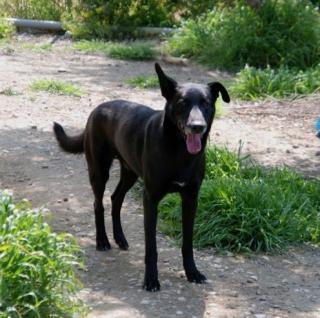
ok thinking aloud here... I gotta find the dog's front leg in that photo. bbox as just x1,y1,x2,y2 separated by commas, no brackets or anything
143,191,160,291
181,190,207,284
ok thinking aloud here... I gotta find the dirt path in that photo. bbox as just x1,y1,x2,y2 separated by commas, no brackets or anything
0,35,320,318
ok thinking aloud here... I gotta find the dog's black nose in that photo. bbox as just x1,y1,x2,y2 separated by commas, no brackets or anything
187,124,206,134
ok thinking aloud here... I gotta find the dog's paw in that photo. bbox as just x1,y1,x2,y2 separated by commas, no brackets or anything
186,270,207,284
114,235,129,250
96,238,111,251
143,277,161,292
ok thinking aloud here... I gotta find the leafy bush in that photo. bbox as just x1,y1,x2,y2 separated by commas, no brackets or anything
0,0,71,21
72,40,157,60
0,190,86,317
30,79,85,97
168,0,320,70
159,147,320,252
62,0,175,39
0,19,15,39
231,64,320,100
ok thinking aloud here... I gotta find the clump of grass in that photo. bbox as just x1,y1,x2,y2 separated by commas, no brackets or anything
159,147,320,252
21,43,53,52
231,65,320,100
108,42,156,60
72,40,157,60
0,87,20,96
0,190,86,317
30,79,85,97
125,75,159,88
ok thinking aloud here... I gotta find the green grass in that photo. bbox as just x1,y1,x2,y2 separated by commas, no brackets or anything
231,65,320,100
0,87,20,96
30,79,85,97
159,147,320,253
0,190,86,317
72,40,157,60
21,43,53,52
125,75,159,88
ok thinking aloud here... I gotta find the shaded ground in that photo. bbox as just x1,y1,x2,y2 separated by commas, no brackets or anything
0,35,319,318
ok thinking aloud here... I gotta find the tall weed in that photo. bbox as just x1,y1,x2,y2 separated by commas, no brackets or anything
168,0,320,70
0,191,86,317
159,147,320,252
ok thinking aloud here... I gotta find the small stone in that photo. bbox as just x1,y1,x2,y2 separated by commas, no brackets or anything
63,197,68,202
229,291,239,297
31,125,37,130
41,165,49,169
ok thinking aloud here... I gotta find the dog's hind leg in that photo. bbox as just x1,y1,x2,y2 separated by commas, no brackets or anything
111,163,138,250
86,143,113,251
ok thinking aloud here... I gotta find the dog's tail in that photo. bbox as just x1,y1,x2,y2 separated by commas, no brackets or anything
53,122,84,154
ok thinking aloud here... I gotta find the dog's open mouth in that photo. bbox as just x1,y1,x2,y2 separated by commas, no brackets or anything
186,133,202,154
178,121,202,155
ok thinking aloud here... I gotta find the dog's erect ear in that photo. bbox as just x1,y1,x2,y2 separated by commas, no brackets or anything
155,63,177,100
208,82,230,103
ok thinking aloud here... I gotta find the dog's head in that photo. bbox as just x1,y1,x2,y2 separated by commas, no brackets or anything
155,63,230,155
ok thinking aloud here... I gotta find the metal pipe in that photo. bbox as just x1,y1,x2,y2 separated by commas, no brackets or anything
5,18,63,31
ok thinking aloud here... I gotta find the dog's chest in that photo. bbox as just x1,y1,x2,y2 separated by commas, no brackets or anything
172,180,187,187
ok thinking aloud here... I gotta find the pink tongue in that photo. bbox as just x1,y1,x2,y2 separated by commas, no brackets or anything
186,134,202,154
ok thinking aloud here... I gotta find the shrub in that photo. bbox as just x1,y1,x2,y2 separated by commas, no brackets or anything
159,147,320,252
0,0,71,21
0,190,86,317
167,0,320,70
231,64,320,100
62,0,175,39
0,19,15,39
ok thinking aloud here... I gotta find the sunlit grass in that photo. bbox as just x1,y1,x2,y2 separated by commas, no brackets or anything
30,79,85,97
72,40,157,60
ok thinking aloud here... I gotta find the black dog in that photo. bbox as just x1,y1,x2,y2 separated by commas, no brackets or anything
53,63,230,291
